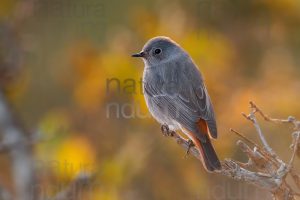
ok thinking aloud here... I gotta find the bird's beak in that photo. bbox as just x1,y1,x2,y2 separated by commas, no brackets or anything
131,52,145,58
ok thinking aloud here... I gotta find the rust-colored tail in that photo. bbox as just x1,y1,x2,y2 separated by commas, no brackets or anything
189,119,221,172
187,132,221,172
197,135,221,171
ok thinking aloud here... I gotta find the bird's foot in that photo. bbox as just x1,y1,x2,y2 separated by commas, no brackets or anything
184,139,195,158
161,124,175,137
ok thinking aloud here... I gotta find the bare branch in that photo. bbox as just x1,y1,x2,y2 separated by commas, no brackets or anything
0,91,36,200
288,132,300,167
250,101,300,131
220,159,280,190
164,102,300,200
243,102,276,157
230,128,280,167
230,128,258,147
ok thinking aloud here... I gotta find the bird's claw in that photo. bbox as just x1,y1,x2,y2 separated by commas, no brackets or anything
161,124,174,137
185,139,195,158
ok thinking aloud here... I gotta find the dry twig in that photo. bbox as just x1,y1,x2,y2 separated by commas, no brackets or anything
0,91,36,200
164,101,300,200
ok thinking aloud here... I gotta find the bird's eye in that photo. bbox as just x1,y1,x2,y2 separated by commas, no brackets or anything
154,48,162,54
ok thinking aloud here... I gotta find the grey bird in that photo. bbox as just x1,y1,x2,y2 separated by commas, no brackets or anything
132,36,221,172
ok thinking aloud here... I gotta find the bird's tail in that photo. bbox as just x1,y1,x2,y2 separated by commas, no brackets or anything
182,119,221,171
192,135,221,172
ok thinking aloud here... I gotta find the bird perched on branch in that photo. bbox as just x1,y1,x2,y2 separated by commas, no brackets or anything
132,36,221,172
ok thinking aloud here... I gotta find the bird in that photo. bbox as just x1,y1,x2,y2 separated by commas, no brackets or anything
132,36,221,172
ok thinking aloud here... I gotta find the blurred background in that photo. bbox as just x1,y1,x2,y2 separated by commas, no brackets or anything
1,0,300,199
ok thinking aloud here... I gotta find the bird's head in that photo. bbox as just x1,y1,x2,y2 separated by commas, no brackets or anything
132,36,187,66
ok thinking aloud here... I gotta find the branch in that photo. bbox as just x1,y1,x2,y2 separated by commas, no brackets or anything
288,131,300,190
220,159,279,190
0,91,36,200
166,130,280,190
249,101,300,131
242,103,276,157
163,102,300,200
0,1,38,199
288,132,300,167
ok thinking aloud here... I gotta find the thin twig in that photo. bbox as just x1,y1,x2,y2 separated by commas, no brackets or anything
288,132,300,167
290,170,300,189
230,128,279,167
0,91,36,200
165,102,300,200
243,105,276,157
230,128,258,147
250,101,300,130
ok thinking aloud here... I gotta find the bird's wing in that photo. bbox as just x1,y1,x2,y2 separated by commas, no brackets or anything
177,59,218,139
144,59,218,141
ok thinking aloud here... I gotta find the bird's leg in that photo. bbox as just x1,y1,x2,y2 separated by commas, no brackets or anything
185,139,195,158
161,124,169,136
160,125,195,157
161,124,175,137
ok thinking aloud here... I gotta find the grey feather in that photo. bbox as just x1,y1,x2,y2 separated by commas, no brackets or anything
133,37,217,142
133,36,220,171
143,55,217,141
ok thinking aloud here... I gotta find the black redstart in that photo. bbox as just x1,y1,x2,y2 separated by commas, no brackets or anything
132,36,221,172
